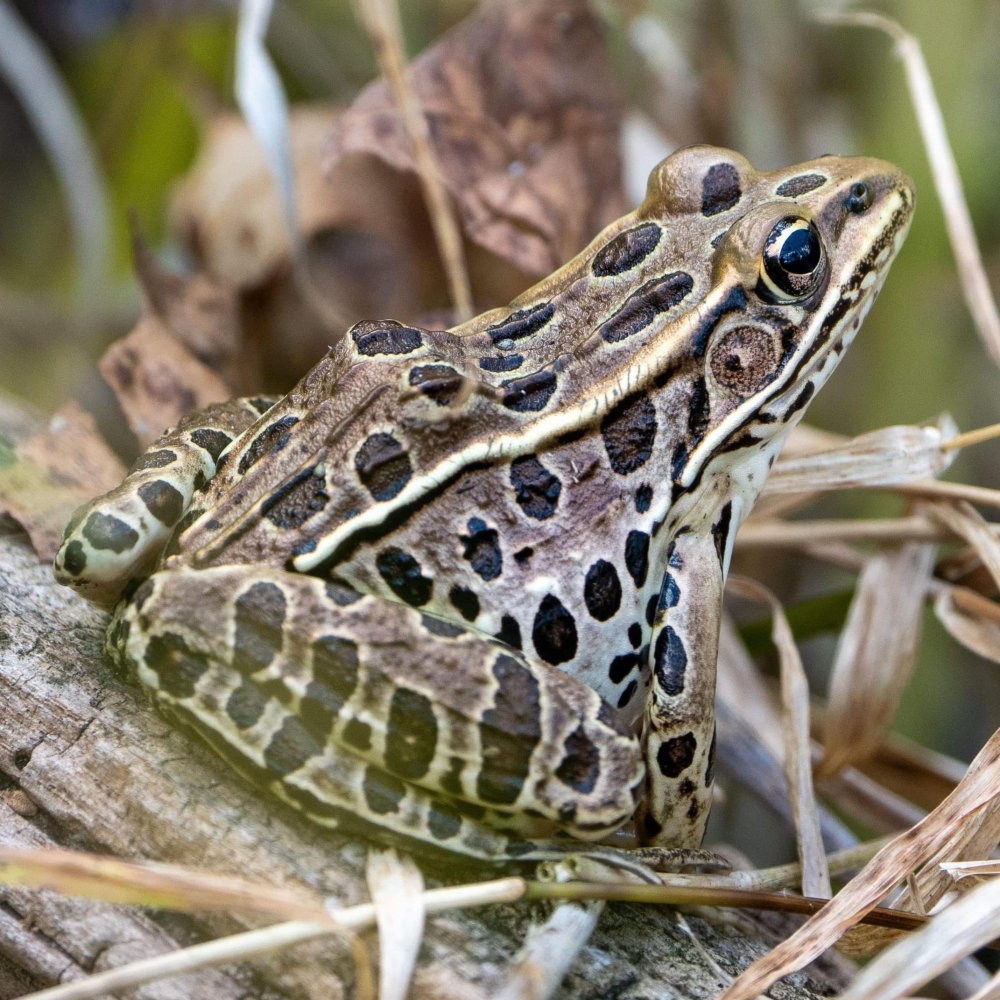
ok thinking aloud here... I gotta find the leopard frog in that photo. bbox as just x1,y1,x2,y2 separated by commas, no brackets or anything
54,146,914,860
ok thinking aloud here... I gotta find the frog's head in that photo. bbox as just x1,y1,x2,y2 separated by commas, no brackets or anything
635,145,914,531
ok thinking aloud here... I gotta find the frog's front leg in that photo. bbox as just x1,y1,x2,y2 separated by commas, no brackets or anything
110,566,644,861
638,529,722,847
54,396,279,605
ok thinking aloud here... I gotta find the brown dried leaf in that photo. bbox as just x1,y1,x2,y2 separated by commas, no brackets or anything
931,500,1000,590
715,723,1000,1000
323,0,628,280
934,586,1000,665
820,543,936,778
0,401,124,559
99,317,230,447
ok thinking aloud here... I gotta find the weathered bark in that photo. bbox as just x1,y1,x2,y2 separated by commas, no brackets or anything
0,398,853,1000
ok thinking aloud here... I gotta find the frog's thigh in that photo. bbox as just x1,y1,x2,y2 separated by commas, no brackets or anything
114,566,644,860
639,530,721,848
54,397,278,604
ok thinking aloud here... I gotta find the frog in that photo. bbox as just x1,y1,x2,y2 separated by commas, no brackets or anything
54,146,914,862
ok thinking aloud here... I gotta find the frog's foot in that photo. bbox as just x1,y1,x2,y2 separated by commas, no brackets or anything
54,397,278,606
110,564,645,862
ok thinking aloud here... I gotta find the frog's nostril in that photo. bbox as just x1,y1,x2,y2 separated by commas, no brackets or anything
845,181,875,214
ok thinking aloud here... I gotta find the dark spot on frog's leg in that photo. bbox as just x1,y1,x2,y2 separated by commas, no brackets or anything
376,547,433,606
343,718,372,751
238,417,299,475
601,393,657,475
510,456,561,520
477,653,542,805
351,319,423,356
385,687,438,781
264,717,323,776
428,802,462,841
514,546,534,567
658,572,680,612
635,484,653,513
311,634,359,706
62,540,87,575
643,814,663,840
776,173,826,197
706,727,717,786
83,512,139,553
654,627,687,696
609,652,641,684
702,162,742,216
687,377,710,441
145,632,210,699
480,354,523,373
409,364,462,406
555,725,600,794
461,518,502,581
687,799,701,821
645,594,657,627
449,585,480,622
131,448,177,472
189,429,232,464
584,560,622,621
712,501,733,566
657,732,697,778
441,756,464,798
226,680,267,729
624,530,650,587
592,222,662,277
532,595,578,665
617,679,638,709
628,622,642,648
325,579,362,606
679,778,696,797
420,614,465,638
164,508,203,559
138,480,184,527
262,467,330,529
495,615,522,650
501,370,557,413
233,582,286,675
355,432,413,502
363,765,407,814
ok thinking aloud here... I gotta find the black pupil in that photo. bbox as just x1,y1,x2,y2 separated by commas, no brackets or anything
779,227,820,274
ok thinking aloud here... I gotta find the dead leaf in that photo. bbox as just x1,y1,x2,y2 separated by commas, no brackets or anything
323,0,628,280
99,317,230,447
934,586,1000,664
366,850,424,1000
820,543,936,778
0,401,124,560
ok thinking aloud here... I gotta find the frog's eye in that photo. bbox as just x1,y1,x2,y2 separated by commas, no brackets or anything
759,217,825,302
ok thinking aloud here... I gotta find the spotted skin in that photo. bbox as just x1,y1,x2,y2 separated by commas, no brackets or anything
56,146,915,858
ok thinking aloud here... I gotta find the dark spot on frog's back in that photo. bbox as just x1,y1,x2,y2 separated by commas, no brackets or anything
355,432,413,502
131,448,177,472
635,484,653,513
480,354,523,373
776,173,826,197
449,584,480,622
409,364,462,406
263,716,323,776
376,547,433,606
83,512,138,553
510,455,561,520
502,370,557,412
351,319,423,356
532,595,578,665
601,393,657,475
325,580,362,605
487,301,554,346
421,614,465,638
428,803,462,841
190,429,232,464
145,631,209,699
657,732,697,778
385,687,438,780
262,467,329,529
62,540,87,575
461,518,502,581
624,530,650,588
618,679,638,708
555,725,600,794
233,582,286,675
599,272,693,344
138,480,184,527
477,653,542,805
592,222,662,277
702,162,742,216
238,417,299,476
495,615,522,650
584,560,622,621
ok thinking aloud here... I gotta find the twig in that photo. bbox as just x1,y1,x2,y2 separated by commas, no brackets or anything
816,11,1000,369
942,421,1000,452
737,516,946,548
352,0,474,322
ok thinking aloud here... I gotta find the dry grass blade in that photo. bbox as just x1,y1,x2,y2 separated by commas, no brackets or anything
737,516,946,548
835,874,1000,1000
934,586,1000,665
352,0,473,320
931,500,1000,590
816,11,1000,369
366,850,425,1000
715,723,1000,1000
763,420,956,495
969,970,1000,1000
893,479,1000,512
820,543,935,778
726,576,830,897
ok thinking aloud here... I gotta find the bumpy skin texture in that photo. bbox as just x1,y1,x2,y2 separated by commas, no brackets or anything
56,146,915,858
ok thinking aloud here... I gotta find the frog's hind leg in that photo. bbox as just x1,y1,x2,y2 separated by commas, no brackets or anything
110,565,645,862
55,396,280,605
